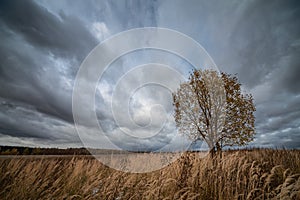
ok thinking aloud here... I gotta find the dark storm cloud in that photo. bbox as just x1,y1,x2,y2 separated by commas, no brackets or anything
0,0,100,125
0,0,161,147
226,0,300,148
273,47,300,94
227,0,300,88
233,1,300,148
37,0,158,35
157,0,300,148
0,0,98,61
0,0,299,149
0,98,80,142
0,0,99,145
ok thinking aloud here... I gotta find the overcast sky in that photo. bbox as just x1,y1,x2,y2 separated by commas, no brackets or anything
0,0,299,150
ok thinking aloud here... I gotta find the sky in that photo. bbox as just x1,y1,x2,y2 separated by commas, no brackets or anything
0,0,299,150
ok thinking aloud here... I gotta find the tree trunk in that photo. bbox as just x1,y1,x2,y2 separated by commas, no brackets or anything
209,142,222,159
216,142,222,158
209,146,216,158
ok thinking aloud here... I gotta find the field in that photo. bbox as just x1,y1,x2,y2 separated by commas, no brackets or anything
1,149,300,199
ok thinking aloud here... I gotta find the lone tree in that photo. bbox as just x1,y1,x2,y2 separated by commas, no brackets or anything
173,69,255,155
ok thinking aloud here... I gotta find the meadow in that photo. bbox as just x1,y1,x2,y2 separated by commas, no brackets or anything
0,149,299,199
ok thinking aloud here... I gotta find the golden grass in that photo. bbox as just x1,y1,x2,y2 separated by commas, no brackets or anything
0,149,299,199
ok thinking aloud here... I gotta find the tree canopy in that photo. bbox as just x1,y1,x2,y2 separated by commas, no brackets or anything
173,69,255,153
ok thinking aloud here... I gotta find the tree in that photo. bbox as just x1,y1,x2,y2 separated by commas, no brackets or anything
32,147,41,155
23,148,30,155
10,148,19,155
173,69,255,156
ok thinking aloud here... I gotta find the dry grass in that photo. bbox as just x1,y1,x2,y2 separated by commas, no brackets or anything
0,149,299,200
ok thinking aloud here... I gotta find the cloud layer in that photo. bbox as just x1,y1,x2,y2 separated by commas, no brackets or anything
0,0,299,149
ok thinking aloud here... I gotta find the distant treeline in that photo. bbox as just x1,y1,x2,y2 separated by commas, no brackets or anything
1,146,296,156
0,146,91,155
0,146,133,155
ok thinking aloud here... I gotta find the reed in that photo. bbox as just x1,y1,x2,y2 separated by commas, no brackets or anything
0,149,299,199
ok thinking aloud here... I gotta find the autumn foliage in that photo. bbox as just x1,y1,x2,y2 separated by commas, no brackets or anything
173,70,256,154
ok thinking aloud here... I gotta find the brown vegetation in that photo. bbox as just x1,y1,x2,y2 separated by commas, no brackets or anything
0,149,299,199
173,70,256,154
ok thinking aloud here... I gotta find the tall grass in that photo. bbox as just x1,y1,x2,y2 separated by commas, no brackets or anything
0,149,299,199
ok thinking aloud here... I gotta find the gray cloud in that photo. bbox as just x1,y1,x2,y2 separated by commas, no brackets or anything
0,0,100,124
0,0,98,61
0,98,80,142
157,0,300,149
0,0,299,149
